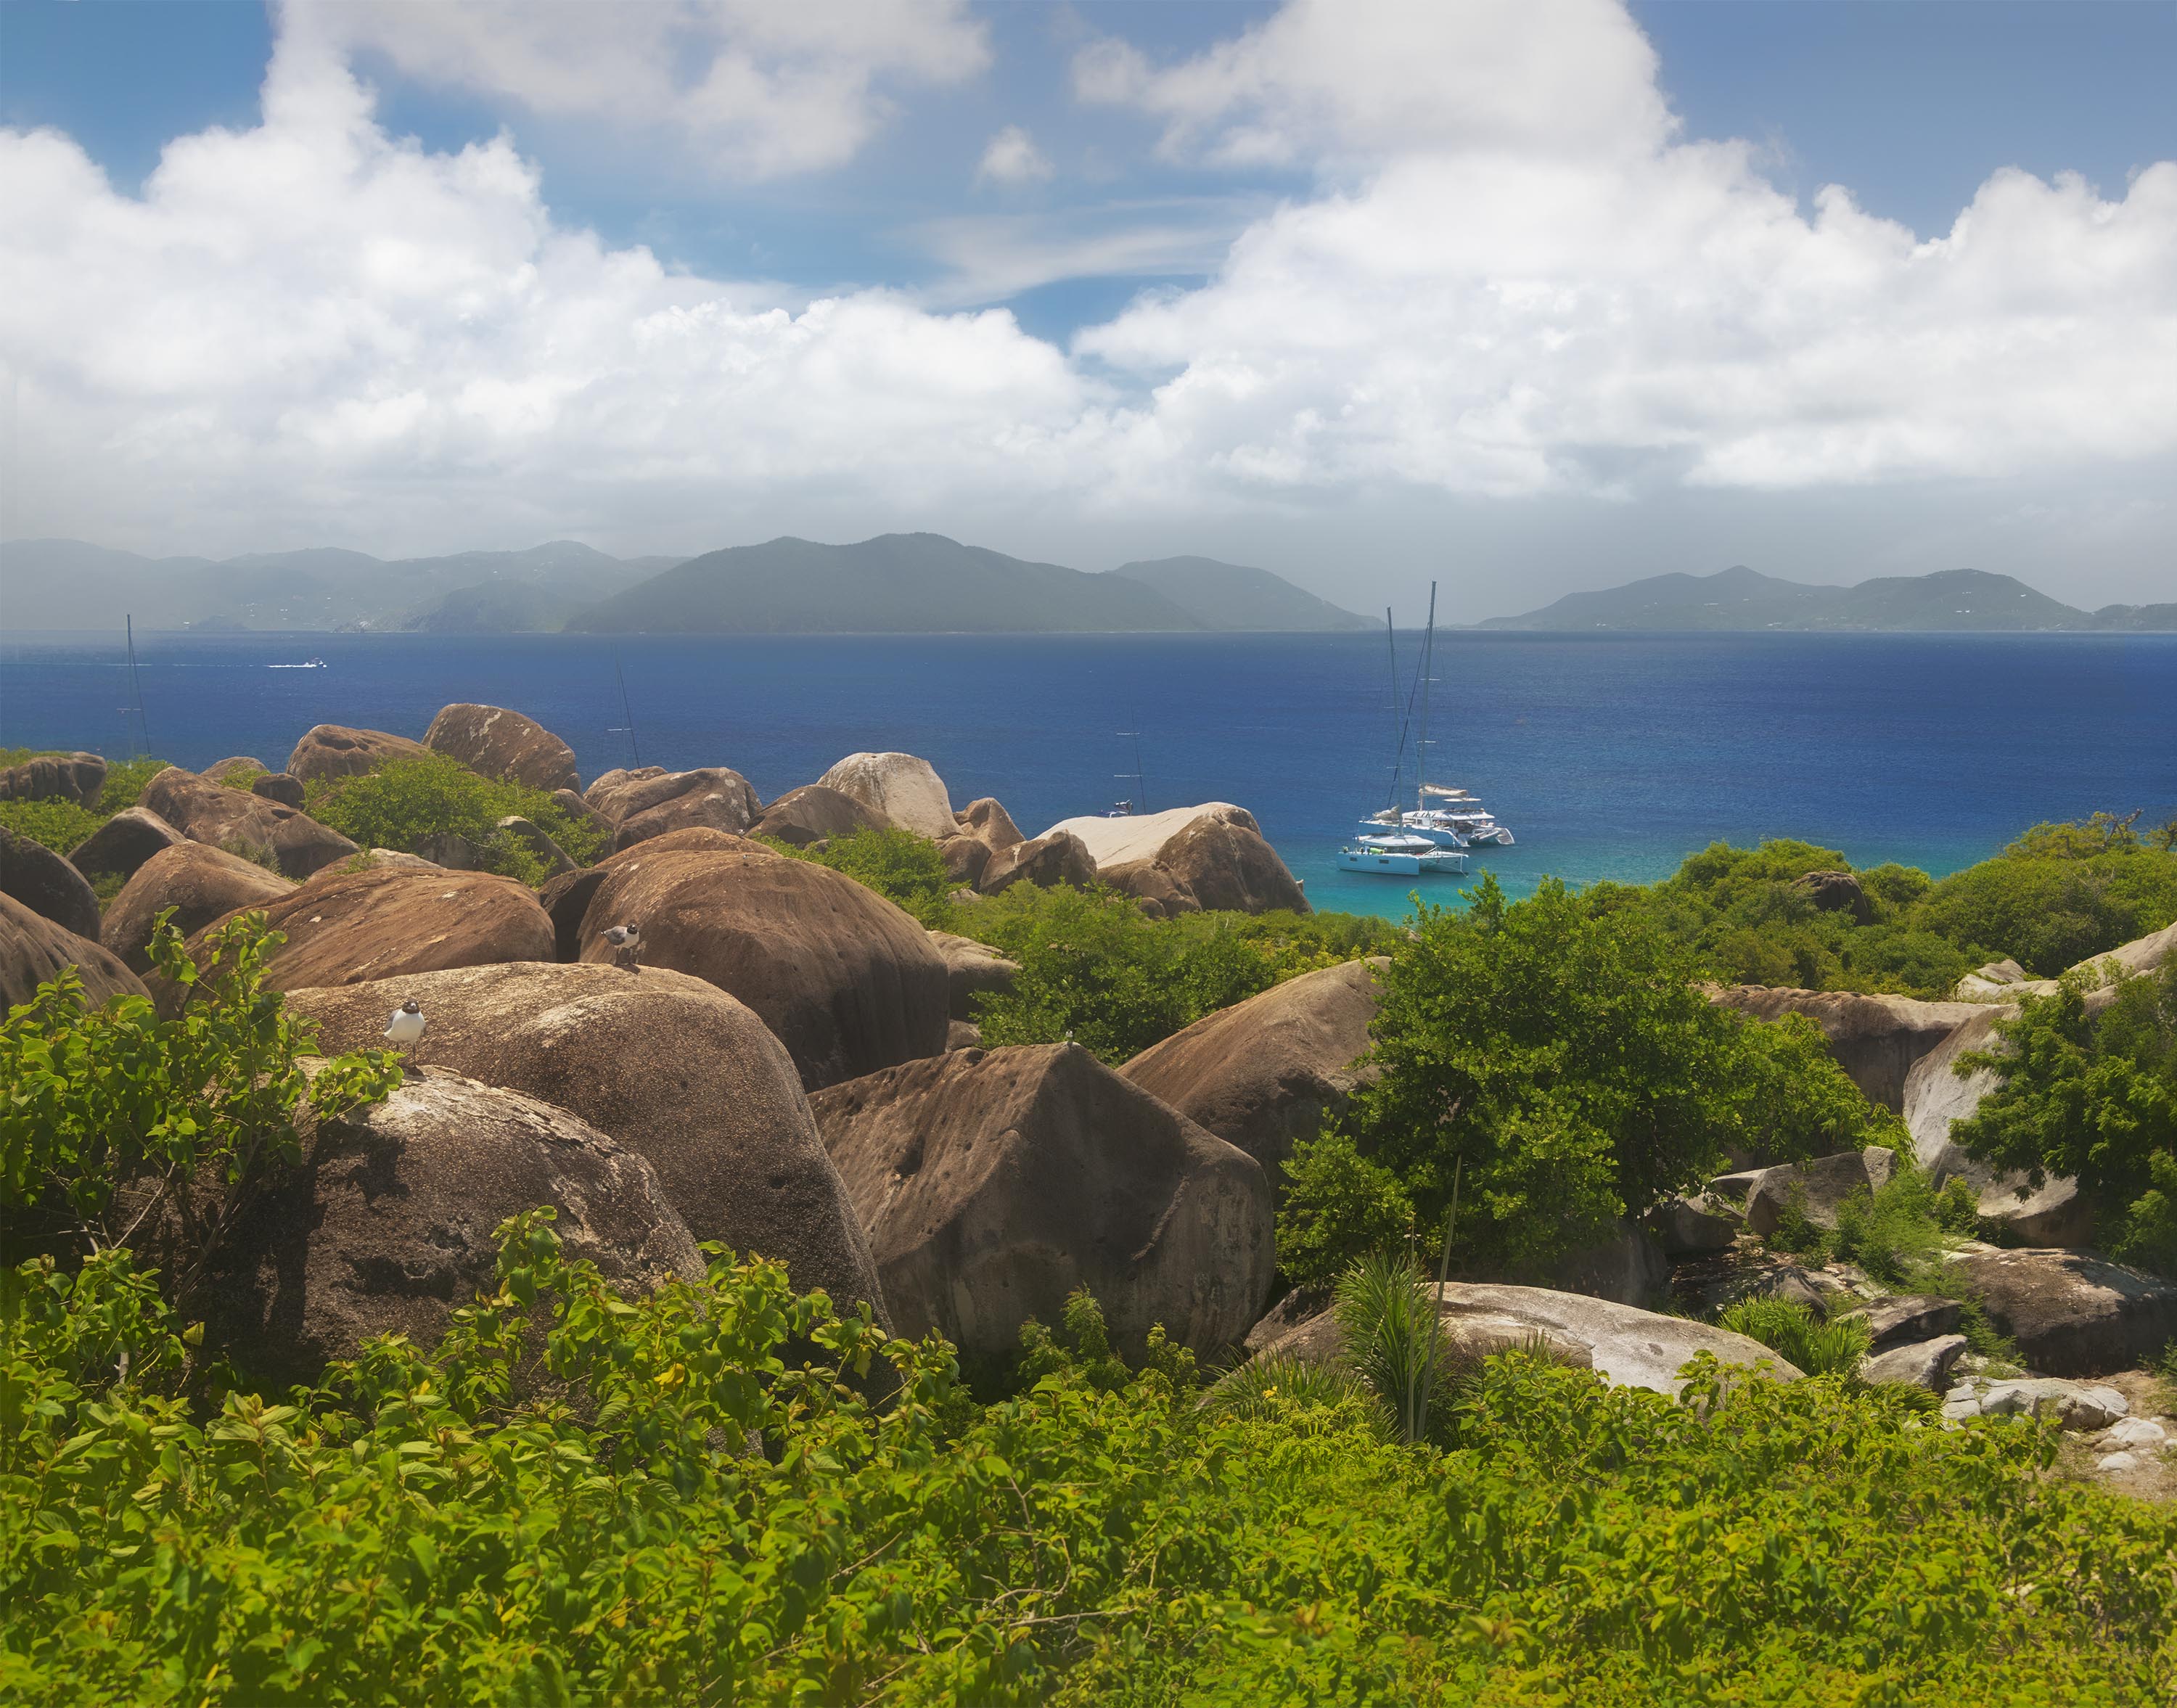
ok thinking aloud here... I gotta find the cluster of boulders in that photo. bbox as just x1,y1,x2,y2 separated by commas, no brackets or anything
4,705,2173,1465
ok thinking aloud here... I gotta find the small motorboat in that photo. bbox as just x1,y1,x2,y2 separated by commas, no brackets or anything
1337,832,1469,876
269,657,327,670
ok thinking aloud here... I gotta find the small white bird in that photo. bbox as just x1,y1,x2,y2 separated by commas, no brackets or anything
385,998,426,1056
604,924,642,972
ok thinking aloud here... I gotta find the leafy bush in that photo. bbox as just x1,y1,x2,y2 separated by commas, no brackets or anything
0,796,104,855
1951,959,2177,1276
957,882,1393,1062
0,914,401,1307
304,752,608,881
1718,1297,1872,1376
5,1218,2173,1704
94,757,171,814
1282,874,1902,1284
765,824,958,927
1832,1162,1956,1285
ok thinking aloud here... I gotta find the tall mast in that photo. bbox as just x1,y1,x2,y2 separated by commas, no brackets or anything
1415,580,1437,813
611,649,642,766
124,615,149,759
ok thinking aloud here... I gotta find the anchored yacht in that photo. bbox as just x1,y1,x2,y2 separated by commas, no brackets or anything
1337,832,1469,877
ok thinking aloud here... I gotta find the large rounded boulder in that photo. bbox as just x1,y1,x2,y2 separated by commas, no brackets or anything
138,766,357,879
198,1066,701,1388
752,784,880,848
285,723,429,784
584,766,761,851
1709,986,1985,1112
424,703,579,792
816,752,956,839
1122,957,1385,1194
165,865,554,1003
1,891,149,1010
286,962,887,1317
0,824,103,940
1048,803,1308,916
0,750,107,807
66,806,186,882
101,840,295,972
811,1043,1274,1359
1946,1248,2177,1377
979,830,1096,895
574,845,948,1090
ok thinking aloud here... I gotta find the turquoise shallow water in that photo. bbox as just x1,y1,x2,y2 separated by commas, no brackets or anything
4,628,2173,918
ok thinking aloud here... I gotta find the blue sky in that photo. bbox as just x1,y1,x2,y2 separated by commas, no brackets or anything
1,1,2171,616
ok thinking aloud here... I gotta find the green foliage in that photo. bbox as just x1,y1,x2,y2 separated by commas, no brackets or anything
765,824,958,927
1200,1352,1388,1441
1594,814,2177,997
1332,1247,1467,1446
1284,874,1901,1282
304,752,608,880
1951,961,2177,1276
94,757,170,814
212,763,266,792
1717,1297,1873,1377
1275,1130,1415,1289
6,1222,2173,1704
1832,1162,1955,1285
0,914,401,1304
0,797,104,855
957,882,1393,1062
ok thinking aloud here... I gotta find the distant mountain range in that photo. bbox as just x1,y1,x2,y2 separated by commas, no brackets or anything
1480,566,2176,632
2,533,1372,635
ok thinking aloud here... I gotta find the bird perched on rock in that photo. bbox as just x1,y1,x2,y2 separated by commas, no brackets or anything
385,998,426,1064
604,923,642,972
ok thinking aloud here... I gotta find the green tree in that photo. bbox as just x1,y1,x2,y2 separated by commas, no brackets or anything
765,824,959,927
1282,875,1901,1285
304,752,608,879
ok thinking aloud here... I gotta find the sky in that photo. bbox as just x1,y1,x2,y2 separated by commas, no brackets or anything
1,0,2171,623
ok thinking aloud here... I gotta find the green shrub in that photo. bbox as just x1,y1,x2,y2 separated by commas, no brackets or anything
1718,1297,1872,1376
0,797,103,855
1832,1162,1955,1285
94,757,171,814
1284,874,1901,1282
766,824,957,927
6,1218,2171,1704
212,763,266,792
1276,1130,1417,1289
304,752,608,880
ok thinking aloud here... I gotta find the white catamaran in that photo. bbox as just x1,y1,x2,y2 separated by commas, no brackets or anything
1340,581,1514,875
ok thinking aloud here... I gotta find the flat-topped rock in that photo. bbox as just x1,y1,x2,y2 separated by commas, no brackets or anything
1860,1334,1967,1390
1708,986,1985,1112
1046,803,1260,868
0,824,102,940
1121,958,1385,1195
1,890,149,1010
287,963,887,1319
815,752,956,839
425,704,578,793
1050,804,1308,916
1946,1248,2177,1377
1844,1293,1963,1349
285,723,429,784
1744,1147,1895,1236
101,840,295,972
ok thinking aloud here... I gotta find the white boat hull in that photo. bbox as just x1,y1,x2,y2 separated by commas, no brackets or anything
1337,845,1467,876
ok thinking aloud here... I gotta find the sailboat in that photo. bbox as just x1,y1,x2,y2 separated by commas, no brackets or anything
1339,583,1468,878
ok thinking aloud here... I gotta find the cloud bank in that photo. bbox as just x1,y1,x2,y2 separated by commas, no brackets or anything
1,0,2170,583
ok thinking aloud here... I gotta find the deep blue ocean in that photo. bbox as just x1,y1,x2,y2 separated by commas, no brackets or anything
4,628,2173,918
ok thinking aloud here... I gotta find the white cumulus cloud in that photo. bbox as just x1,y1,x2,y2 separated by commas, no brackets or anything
976,124,1054,186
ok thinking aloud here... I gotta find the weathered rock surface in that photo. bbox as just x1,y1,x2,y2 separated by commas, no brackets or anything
752,783,879,848
101,841,295,972
138,766,357,879
586,767,761,850
1742,1147,1896,1236
1442,1285,1803,1394
939,798,1025,889
1253,1295,1595,1376
0,824,103,940
1861,1334,1967,1390
494,815,575,875
1507,1219,1672,1307
1941,1374,2129,1430
285,723,430,784
1946,1248,2177,1377
812,1043,1273,1358
1953,959,2056,1003
1045,803,1309,916
2074,919,2177,983
927,930,1020,1022
1789,869,1870,923
0,750,107,808
978,829,1096,895
1121,958,1384,1195
288,964,887,1316
356,848,443,871
1,890,149,1010
65,806,186,880
946,1019,982,1050
575,844,948,1090
1709,986,1985,1112
940,835,992,889
251,772,306,810
1670,1252,1833,1318
816,752,956,839
550,787,615,840
203,756,268,784
166,866,554,1003
1845,1292,1964,1350
200,1066,700,1387
537,827,771,962
1644,1193,1745,1257
425,703,579,793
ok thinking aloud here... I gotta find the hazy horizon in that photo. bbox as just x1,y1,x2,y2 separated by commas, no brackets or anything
3,1,2171,626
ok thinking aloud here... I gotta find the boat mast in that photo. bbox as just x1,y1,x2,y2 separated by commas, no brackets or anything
611,649,642,766
124,615,150,759
1415,581,1437,813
